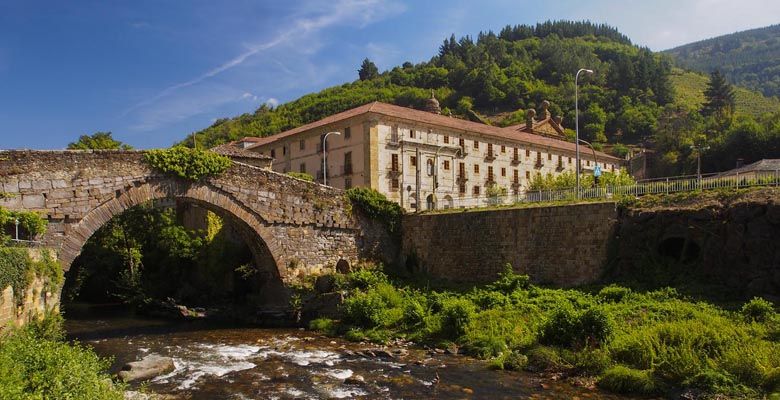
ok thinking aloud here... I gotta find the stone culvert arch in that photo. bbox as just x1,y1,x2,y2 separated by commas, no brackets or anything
0,150,366,291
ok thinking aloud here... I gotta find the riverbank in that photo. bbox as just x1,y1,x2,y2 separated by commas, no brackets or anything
305,266,780,399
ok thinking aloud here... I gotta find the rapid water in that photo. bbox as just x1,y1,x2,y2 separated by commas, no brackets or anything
64,304,636,399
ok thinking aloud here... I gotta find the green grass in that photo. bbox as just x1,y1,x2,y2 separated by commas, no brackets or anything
670,68,780,117
310,265,780,398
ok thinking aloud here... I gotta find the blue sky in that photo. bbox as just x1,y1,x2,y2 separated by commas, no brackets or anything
1,0,779,149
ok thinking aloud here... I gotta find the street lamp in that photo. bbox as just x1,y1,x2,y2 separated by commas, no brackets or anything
691,144,710,181
322,131,341,186
575,68,594,198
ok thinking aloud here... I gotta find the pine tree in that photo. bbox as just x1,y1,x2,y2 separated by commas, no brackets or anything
701,70,735,117
358,58,379,81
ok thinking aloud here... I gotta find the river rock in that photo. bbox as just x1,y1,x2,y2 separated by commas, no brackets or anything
118,354,175,382
344,375,365,385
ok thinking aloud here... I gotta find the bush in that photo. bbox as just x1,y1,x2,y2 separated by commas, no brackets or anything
525,346,568,372
579,307,614,346
402,298,427,327
598,366,659,395
342,290,388,328
0,326,124,399
440,297,476,338
342,268,388,290
486,264,530,294
309,318,338,335
345,187,403,235
573,348,612,375
764,367,780,392
741,297,775,322
539,305,581,347
143,146,232,180
597,285,632,303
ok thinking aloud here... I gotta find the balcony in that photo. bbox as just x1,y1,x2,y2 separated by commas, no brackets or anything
555,163,565,172
342,163,353,175
484,151,496,162
388,133,400,147
458,146,467,157
486,177,496,186
510,157,521,165
388,168,401,178
456,174,468,183
535,160,545,169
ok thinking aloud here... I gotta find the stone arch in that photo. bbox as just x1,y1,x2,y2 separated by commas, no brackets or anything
58,179,284,283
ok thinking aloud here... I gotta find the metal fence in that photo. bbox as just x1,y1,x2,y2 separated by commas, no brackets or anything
438,170,780,210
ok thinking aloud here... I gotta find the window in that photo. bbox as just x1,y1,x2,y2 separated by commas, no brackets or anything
345,178,352,189
587,160,591,166
501,167,506,177
459,162,465,177
459,138,465,148
513,169,519,183
344,152,353,174
548,152,552,161
426,159,435,176
459,182,466,194
488,166,494,181
568,157,572,164
526,171,531,179
391,178,399,190
501,145,506,153
513,148,519,161
344,127,351,139
558,155,563,168
271,149,276,158
410,129,416,139
444,160,450,170
391,154,399,171
299,163,306,173
410,155,417,167
487,143,493,155
526,149,530,157
536,152,542,164
299,139,305,150
473,164,479,174
444,135,449,144
473,140,479,149
473,185,480,195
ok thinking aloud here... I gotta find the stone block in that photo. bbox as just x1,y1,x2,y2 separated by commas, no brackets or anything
32,180,52,190
22,194,46,208
3,181,19,193
51,179,68,189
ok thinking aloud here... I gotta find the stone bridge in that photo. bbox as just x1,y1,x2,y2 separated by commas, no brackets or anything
0,150,375,300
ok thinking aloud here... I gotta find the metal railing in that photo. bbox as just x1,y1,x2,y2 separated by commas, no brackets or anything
434,170,780,210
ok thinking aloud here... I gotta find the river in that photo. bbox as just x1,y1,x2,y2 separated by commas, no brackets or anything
64,303,637,400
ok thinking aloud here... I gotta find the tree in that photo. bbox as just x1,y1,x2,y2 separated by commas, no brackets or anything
68,132,132,150
701,70,735,117
358,58,379,81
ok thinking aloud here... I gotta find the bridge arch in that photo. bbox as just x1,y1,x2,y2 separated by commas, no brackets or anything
59,179,284,283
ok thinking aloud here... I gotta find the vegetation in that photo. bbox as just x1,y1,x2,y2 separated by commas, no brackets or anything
0,314,124,399
67,131,132,150
345,187,403,235
143,146,232,181
0,206,48,241
310,265,780,398
528,169,635,191
665,24,780,98
669,68,780,118
286,171,314,182
64,203,254,307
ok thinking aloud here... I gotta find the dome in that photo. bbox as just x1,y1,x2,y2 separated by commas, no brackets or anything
422,90,441,114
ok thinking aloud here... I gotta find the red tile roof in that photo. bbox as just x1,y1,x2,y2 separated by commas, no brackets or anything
244,102,621,163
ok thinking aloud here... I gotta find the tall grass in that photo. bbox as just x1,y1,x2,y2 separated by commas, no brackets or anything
310,265,780,398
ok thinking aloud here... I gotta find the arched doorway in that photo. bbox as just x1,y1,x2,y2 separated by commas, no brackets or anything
426,194,436,210
443,195,453,209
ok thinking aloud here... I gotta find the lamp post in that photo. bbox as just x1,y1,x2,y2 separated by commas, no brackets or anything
691,144,710,182
322,131,341,186
575,68,594,198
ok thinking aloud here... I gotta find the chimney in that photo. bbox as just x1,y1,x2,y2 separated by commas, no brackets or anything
735,158,744,169
541,100,551,119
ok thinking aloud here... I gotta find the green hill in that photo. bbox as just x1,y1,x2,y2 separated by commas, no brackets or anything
669,68,780,117
664,24,780,98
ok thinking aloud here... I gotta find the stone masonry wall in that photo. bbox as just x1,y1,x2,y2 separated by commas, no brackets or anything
0,249,61,331
401,202,619,286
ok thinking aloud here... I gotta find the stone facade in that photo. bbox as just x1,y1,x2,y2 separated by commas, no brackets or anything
400,203,619,286
0,151,380,301
238,101,623,212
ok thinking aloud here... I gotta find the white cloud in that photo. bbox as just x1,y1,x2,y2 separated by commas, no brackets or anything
124,0,405,129
265,97,279,107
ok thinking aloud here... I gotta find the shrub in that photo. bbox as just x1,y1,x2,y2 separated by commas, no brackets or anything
402,298,427,327
539,305,581,347
598,366,659,395
573,348,612,375
525,346,569,372
579,307,614,346
342,291,388,327
0,327,124,399
342,268,388,290
491,351,529,371
685,370,735,393
597,285,632,303
440,297,476,338
0,247,31,304
486,264,530,294
143,146,232,180
345,187,403,235
764,367,780,392
741,297,776,322
309,318,338,335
